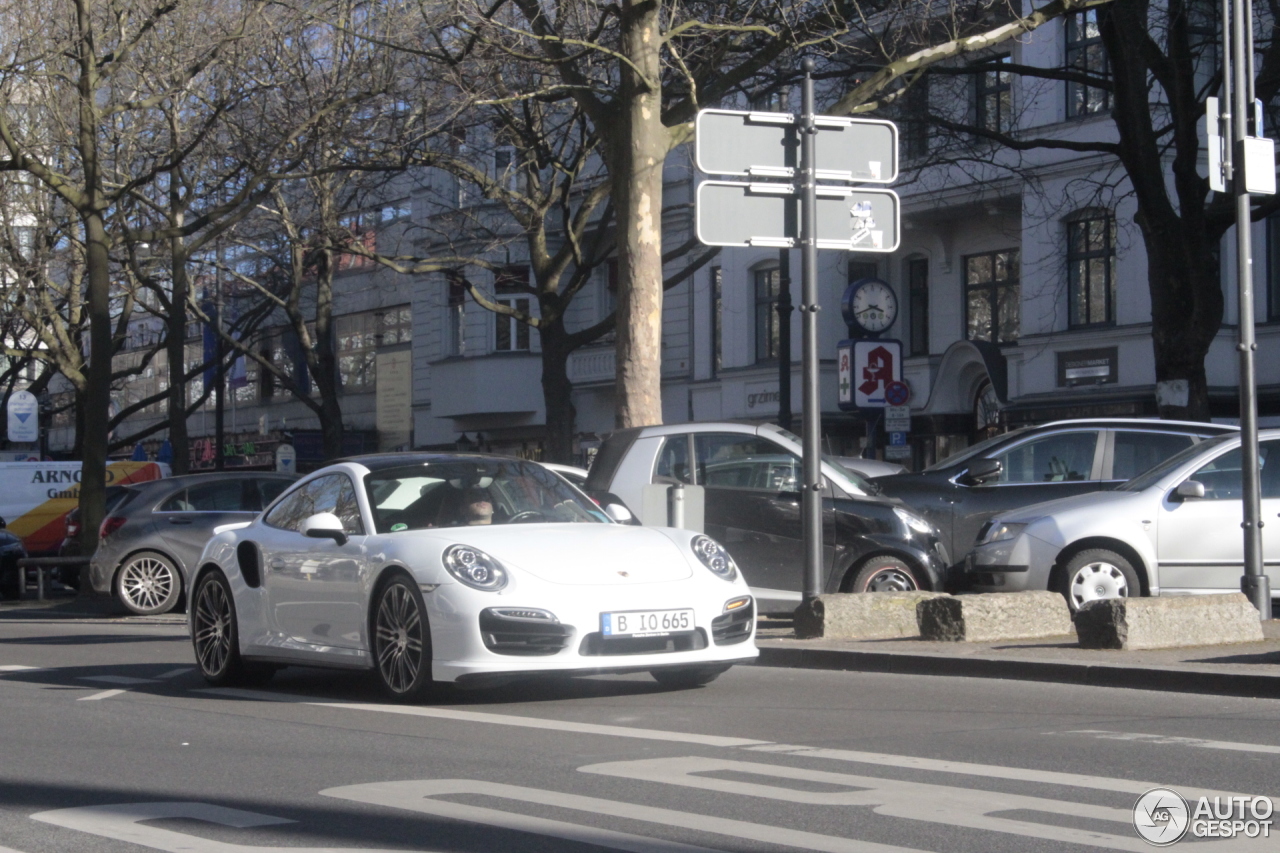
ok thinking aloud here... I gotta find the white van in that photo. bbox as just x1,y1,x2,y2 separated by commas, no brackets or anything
0,461,169,554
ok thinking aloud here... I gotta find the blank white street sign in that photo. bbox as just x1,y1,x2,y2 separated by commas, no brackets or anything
696,181,899,252
696,109,898,183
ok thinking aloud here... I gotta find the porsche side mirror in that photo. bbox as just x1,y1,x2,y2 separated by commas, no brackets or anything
604,503,633,523
1173,480,1206,502
962,458,1003,486
302,512,348,545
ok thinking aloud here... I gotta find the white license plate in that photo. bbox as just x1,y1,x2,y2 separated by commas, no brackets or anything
601,608,694,638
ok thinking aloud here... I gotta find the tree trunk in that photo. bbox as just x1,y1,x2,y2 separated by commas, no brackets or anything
77,211,112,590
167,233,190,474
611,0,666,429
1144,217,1220,421
539,316,577,464
311,257,345,460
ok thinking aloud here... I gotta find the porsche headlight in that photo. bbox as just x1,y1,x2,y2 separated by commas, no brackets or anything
691,535,738,581
893,507,934,536
442,544,508,591
979,522,1026,546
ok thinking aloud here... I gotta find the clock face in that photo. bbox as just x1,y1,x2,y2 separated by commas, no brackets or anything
851,279,897,333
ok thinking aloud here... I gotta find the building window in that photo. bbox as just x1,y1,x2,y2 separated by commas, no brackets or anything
1268,213,1280,321
1065,11,1110,117
494,265,531,352
1067,214,1116,327
965,249,1020,344
975,54,1012,133
908,258,929,356
710,266,722,378
848,260,878,286
335,313,379,390
595,260,617,343
495,300,530,351
754,267,781,363
493,146,517,191
902,77,930,160
377,305,412,346
446,270,467,356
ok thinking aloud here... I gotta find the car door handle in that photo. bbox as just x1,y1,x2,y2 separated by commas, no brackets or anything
268,559,285,569
167,517,193,525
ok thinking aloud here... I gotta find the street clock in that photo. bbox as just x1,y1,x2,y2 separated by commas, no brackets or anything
842,277,897,337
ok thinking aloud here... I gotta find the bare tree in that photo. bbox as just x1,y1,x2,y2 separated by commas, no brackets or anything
424,0,1111,430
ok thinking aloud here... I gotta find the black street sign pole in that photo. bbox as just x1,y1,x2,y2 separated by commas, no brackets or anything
800,58,824,604
1228,0,1271,617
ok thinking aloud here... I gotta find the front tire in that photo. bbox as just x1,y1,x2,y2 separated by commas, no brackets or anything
650,665,729,689
372,574,433,701
1058,548,1141,612
192,571,250,685
847,557,919,593
117,551,182,615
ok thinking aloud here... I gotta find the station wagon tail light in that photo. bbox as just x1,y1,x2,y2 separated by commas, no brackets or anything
691,535,738,581
442,544,508,591
99,517,127,541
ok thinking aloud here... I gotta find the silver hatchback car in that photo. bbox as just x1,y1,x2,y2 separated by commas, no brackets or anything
90,472,296,614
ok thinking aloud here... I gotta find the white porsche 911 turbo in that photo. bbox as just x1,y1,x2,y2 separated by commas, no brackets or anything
189,453,757,699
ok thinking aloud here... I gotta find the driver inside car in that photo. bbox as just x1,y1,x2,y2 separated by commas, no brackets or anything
460,486,494,526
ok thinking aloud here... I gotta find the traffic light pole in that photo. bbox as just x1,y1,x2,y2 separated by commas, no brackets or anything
1226,0,1271,617
800,58,824,604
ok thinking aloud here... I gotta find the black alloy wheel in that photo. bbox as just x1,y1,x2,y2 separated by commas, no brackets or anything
192,572,243,685
372,574,432,700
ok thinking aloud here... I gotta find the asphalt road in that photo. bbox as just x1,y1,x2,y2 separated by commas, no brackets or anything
1,615,1278,853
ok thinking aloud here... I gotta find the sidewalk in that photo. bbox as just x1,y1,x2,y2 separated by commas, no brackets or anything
754,617,1280,699
0,593,187,624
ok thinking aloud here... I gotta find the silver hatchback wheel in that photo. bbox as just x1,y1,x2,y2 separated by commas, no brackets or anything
1060,548,1142,612
117,552,182,615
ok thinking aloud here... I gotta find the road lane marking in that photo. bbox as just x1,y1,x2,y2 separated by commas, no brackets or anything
156,667,193,679
79,675,156,685
78,689,126,701
324,779,923,853
1065,729,1280,755
31,802,434,853
582,756,1152,852
0,665,41,672
193,689,769,748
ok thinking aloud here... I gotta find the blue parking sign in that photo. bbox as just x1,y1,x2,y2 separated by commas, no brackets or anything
889,431,907,446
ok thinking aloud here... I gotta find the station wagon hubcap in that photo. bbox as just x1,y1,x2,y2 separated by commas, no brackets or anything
193,581,232,676
1069,561,1129,607
375,584,423,694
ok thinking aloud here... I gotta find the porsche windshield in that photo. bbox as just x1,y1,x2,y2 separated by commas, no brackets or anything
364,460,607,532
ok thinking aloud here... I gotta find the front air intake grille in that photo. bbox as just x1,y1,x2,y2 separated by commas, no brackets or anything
578,629,708,657
479,608,573,656
711,601,754,645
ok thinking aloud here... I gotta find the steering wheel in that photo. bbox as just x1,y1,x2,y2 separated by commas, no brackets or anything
506,510,546,524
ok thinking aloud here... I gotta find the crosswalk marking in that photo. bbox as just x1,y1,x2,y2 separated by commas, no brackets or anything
1064,729,1280,755
31,802,418,853
324,778,924,853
